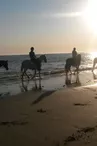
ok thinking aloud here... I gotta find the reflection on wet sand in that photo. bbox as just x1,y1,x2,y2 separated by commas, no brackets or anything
65,73,81,87
20,71,97,92
20,73,82,92
92,71,97,80
20,80,29,92
20,77,42,92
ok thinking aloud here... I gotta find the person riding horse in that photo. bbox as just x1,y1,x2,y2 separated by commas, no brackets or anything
65,47,81,74
72,47,78,65
29,47,41,70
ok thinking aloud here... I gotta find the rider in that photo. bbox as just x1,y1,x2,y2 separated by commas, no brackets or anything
72,47,77,64
29,47,40,70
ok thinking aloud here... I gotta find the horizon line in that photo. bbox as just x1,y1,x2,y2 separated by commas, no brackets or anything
0,51,94,56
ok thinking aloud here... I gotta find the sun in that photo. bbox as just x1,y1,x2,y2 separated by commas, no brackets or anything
83,0,97,34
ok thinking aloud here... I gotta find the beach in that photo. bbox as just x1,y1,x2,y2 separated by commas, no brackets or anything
0,53,97,145
0,72,97,145
1,0,97,144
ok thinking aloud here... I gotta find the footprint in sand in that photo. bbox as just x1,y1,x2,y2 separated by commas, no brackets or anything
73,103,88,106
37,108,46,113
94,96,97,99
0,121,28,127
64,125,97,145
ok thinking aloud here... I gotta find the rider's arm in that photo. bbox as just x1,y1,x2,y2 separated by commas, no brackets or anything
75,51,77,56
29,52,31,59
33,52,37,59
72,51,74,57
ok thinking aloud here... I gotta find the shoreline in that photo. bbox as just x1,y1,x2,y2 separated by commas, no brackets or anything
0,70,97,98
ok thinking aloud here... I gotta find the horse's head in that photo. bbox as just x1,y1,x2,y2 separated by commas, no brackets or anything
4,60,9,70
40,55,47,63
43,55,47,63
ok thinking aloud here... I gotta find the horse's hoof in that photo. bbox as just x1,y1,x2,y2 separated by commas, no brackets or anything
39,87,42,90
35,86,38,89
32,86,37,91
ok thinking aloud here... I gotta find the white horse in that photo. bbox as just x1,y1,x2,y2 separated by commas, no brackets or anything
21,55,47,89
92,57,97,71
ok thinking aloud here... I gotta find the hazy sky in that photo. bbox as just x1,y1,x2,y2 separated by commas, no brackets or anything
0,0,97,55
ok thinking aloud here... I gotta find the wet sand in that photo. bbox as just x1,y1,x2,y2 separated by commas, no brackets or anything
0,82,97,145
0,70,97,97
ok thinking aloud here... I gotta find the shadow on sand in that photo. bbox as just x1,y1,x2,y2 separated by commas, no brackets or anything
32,90,55,105
20,77,56,105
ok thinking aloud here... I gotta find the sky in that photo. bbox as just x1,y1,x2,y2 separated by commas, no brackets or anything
0,0,97,55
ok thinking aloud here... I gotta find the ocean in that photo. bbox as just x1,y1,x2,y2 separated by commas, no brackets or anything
0,53,95,96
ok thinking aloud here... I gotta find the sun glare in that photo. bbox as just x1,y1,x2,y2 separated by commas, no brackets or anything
83,0,97,34
91,52,97,59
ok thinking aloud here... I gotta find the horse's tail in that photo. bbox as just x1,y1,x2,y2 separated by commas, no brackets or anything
65,59,69,75
65,61,67,70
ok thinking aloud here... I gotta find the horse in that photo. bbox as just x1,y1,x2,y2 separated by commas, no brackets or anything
92,57,97,71
21,55,47,89
0,60,8,70
65,54,81,75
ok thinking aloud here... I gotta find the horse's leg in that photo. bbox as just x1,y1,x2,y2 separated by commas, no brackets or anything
34,76,37,89
70,69,72,75
69,73,72,84
68,66,71,75
24,69,30,80
92,60,95,72
65,72,71,85
76,65,79,74
39,71,41,90
21,70,25,81
31,69,36,79
21,69,29,81
65,64,69,76
21,67,24,80
76,72,79,83
21,79,28,92
65,70,68,76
